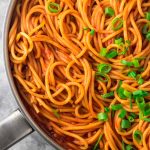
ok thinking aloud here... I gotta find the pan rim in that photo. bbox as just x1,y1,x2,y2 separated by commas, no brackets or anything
3,1,63,150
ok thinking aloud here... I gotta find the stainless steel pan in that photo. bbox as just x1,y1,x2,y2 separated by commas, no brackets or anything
0,1,63,150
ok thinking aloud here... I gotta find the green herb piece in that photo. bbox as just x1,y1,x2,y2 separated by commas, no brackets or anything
132,59,140,68
133,90,149,98
100,47,107,57
97,64,112,74
119,109,127,119
117,81,127,99
135,97,145,110
105,7,115,17
104,107,110,113
96,72,109,82
142,24,149,35
121,60,133,67
115,37,123,45
123,90,132,108
126,145,135,150
90,29,95,35
145,12,150,21
92,134,103,150
123,90,132,98
128,116,134,122
133,130,142,143
83,27,89,30
136,75,144,85
106,49,118,58
97,112,108,121
48,2,61,13
52,109,60,118
146,31,150,41
143,118,150,122
122,141,125,150
125,40,131,45
118,87,127,99
138,78,144,85
111,104,123,110
121,119,131,129
130,112,137,119
128,71,137,79
102,91,114,98
112,18,123,31
143,103,150,116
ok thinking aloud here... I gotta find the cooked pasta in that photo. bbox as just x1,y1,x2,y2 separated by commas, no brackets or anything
9,0,150,149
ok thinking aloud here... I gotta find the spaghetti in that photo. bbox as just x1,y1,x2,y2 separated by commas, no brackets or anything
9,0,150,149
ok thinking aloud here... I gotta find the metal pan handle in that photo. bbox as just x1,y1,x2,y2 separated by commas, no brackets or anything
0,110,34,150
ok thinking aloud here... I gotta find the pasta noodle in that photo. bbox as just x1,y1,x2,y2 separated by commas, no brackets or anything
9,0,150,149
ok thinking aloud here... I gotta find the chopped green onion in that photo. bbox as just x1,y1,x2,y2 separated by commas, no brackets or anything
135,97,145,110
100,47,107,57
52,109,60,118
143,117,150,122
122,141,125,150
111,110,115,118
130,112,137,119
146,31,150,41
143,103,150,116
138,78,144,85
135,57,145,61
119,47,128,55
117,81,127,99
133,90,149,98
128,116,134,122
106,49,118,58
96,72,109,82
142,24,149,35
139,68,145,72
83,27,89,30
104,107,110,113
128,71,137,79
121,60,133,67
132,59,140,68
145,12,150,21
139,111,144,120
115,37,123,45
121,119,131,129
112,17,123,31
118,87,127,99
97,112,108,121
111,104,123,110
139,112,150,122
92,134,103,150
90,29,95,35
105,7,115,17
133,130,142,143
119,40,131,55
119,109,126,119
126,145,135,150
136,74,141,80
97,64,112,74
123,90,132,98
123,90,132,108
118,80,123,87
126,40,131,45
129,97,133,109
48,2,61,13
102,91,114,98
136,75,144,85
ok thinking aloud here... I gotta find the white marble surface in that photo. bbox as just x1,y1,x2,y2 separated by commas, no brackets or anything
0,1,55,150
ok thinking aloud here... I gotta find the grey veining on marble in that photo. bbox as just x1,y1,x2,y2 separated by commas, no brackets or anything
0,1,55,150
